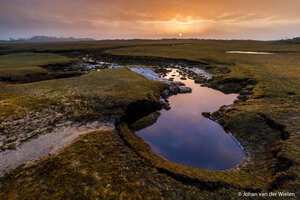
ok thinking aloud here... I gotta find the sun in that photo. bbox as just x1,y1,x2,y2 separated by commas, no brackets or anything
178,33,183,37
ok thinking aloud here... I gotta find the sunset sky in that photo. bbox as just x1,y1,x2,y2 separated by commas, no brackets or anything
1,0,300,40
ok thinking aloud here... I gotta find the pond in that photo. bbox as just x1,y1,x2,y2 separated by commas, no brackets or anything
136,68,245,170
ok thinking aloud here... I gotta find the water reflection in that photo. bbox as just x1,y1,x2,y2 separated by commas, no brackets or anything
137,69,245,170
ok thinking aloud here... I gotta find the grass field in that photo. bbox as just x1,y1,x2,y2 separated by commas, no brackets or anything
0,40,191,55
0,52,76,82
0,67,164,120
0,40,299,199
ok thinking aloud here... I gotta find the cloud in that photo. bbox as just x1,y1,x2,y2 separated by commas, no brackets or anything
0,0,300,40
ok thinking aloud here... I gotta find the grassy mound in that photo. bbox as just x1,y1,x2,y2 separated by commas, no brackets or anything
0,53,76,82
1,68,164,118
0,68,165,151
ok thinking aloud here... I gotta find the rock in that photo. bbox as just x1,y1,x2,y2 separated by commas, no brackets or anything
202,112,211,118
162,103,171,110
159,98,171,110
238,94,248,101
7,142,16,150
168,85,179,95
178,86,192,93
161,90,170,98
173,81,185,86
194,76,206,84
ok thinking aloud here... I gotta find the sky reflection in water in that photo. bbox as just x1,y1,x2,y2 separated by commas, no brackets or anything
137,69,245,170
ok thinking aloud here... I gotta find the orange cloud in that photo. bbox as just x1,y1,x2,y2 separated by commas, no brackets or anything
1,0,300,40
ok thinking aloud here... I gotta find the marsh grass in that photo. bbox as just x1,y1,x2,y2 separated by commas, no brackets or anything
0,40,299,198
0,53,76,82
0,68,164,121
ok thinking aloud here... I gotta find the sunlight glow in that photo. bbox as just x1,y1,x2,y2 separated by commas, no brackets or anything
167,18,197,33
140,16,212,38
161,16,209,36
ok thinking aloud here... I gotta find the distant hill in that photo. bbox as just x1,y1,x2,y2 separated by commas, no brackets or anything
289,37,300,43
279,37,300,44
8,36,95,43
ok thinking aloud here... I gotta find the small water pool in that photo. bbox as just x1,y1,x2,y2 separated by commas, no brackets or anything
226,51,273,55
136,69,245,170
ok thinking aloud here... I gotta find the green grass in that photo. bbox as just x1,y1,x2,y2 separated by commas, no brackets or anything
0,67,164,121
0,53,73,68
0,53,76,82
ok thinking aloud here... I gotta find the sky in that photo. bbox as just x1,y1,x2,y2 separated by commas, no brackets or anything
1,0,300,40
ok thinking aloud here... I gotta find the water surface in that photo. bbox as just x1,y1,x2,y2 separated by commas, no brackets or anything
226,51,273,55
137,69,245,170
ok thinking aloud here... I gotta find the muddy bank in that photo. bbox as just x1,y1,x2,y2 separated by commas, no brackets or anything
205,77,257,96
0,94,163,176
0,121,114,176
0,76,164,176
203,101,295,190
0,109,67,151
